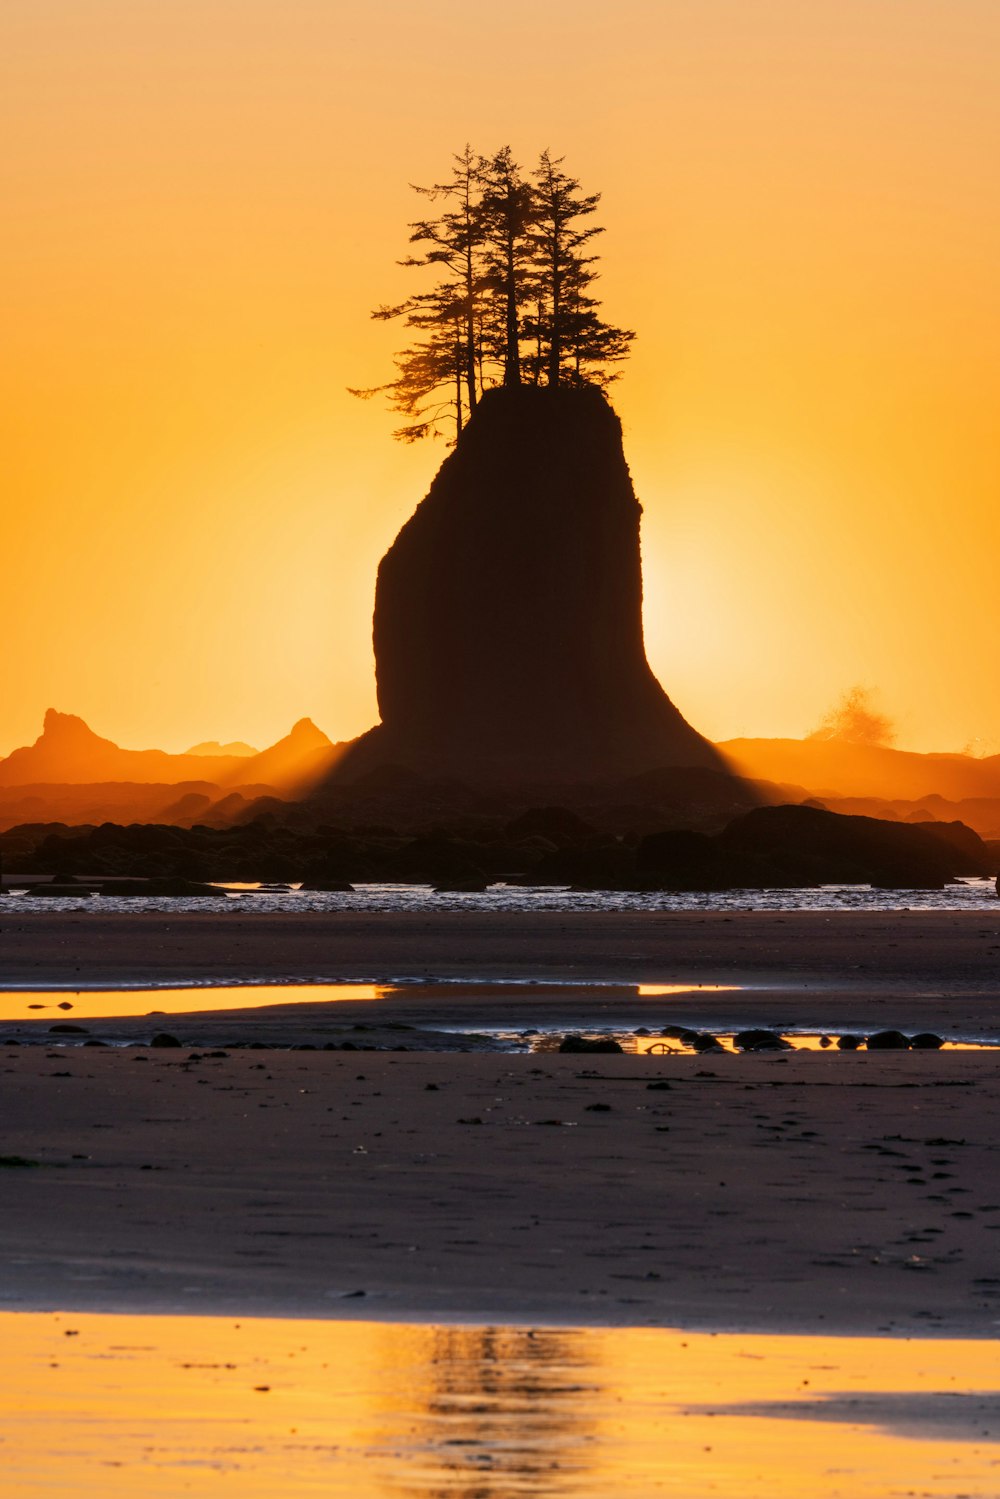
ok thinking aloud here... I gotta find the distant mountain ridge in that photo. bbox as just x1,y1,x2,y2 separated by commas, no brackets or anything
720,736,1000,803
185,739,258,757
7,711,1000,841
0,710,343,798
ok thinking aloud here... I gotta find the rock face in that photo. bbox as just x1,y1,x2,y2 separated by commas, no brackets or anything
345,387,721,781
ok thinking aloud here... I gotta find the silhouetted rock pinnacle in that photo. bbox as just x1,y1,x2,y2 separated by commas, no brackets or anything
342,386,722,781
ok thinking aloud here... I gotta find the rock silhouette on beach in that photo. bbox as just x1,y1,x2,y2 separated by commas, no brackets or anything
733,1029,792,1052
558,1035,625,1054
334,387,724,783
867,1029,911,1050
4,795,990,892
636,803,990,890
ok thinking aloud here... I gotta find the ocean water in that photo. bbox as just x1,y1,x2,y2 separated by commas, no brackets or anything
2,876,998,914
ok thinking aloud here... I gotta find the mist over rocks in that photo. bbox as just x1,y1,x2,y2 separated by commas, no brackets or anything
334,386,723,784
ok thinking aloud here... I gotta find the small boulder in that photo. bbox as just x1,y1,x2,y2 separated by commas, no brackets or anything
733,1028,792,1052
837,1034,864,1050
31,883,95,898
150,1032,182,1049
867,1029,911,1050
106,879,219,898
910,1032,945,1049
558,1035,624,1054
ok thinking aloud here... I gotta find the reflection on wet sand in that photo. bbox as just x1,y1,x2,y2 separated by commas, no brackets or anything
0,981,738,1025
0,982,385,1023
3,1313,999,1497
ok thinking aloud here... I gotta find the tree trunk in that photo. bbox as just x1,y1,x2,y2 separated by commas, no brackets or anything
464,242,478,412
503,231,521,387
548,263,562,387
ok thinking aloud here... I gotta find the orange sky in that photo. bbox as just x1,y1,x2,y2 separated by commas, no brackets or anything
3,0,999,757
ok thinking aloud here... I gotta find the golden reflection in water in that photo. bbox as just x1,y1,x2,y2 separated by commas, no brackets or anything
636,985,741,996
0,984,385,1023
2,1313,999,1497
1,982,739,1024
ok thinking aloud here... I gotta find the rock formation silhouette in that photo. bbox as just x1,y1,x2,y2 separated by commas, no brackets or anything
0,710,238,787
0,710,341,800
338,386,723,782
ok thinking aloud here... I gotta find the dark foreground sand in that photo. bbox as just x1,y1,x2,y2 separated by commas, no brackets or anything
3,1043,1000,1335
4,909,1000,1337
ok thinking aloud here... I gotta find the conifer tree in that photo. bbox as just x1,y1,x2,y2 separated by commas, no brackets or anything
353,145,634,438
404,145,486,417
478,147,536,388
348,285,467,442
531,150,634,388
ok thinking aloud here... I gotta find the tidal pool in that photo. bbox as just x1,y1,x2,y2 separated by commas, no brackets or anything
0,981,739,1025
2,1313,999,1496
3,981,993,1051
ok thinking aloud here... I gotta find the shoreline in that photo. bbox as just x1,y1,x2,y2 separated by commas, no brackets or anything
5,1299,998,1340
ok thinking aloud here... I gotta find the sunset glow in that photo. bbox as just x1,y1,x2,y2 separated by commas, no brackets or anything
4,1,999,756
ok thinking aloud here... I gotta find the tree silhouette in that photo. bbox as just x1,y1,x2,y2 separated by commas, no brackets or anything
348,284,468,443
530,150,633,388
353,145,634,439
404,144,487,420
479,146,537,389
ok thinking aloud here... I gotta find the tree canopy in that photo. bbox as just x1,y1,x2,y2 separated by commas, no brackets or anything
350,147,635,442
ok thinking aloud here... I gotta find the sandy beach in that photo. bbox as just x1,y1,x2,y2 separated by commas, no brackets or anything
2,909,1000,1340
3,1030,1000,1335
5,906,1000,992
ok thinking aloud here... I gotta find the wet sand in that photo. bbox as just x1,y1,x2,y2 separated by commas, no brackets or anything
7,907,1000,1039
5,1312,1000,1497
4,908,1000,1338
3,1042,1000,1335
5,908,1000,998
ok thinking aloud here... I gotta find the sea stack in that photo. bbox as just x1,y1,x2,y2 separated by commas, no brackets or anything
342,386,722,782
